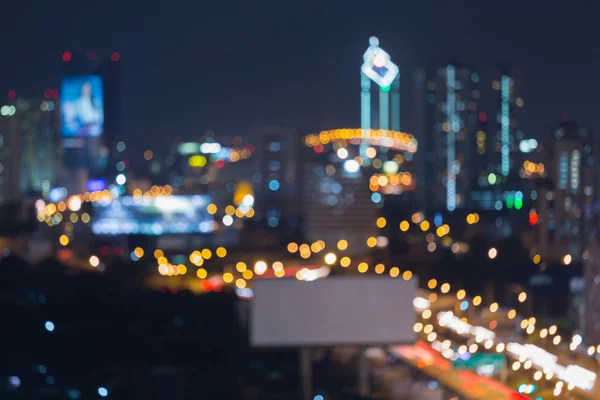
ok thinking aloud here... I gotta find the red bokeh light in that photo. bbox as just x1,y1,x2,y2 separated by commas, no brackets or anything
110,52,120,62
529,211,538,226
479,112,487,122
87,52,96,61
44,89,59,99
7,89,16,100
313,144,324,154
215,159,225,169
201,280,213,291
62,52,72,62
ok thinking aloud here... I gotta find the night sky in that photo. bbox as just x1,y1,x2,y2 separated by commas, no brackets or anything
3,1,599,151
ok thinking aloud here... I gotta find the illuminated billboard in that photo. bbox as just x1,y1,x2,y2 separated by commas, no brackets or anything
251,277,416,347
60,75,104,137
91,195,214,235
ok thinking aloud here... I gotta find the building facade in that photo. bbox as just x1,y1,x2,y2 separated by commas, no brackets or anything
422,64,480,212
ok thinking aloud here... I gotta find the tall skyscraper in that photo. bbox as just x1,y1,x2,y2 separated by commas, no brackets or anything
255,125,300,228
534,119,599,264
422,64,480,212
0,94,60,204
301,158,378,255
491,69,525,177
0,104,20,205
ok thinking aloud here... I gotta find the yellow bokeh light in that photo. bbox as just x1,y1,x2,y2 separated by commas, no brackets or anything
310,242,321,253
274,269,285,278
376,217,386,228
420,221,430,231
337,240,348,251
196,268,207,279
178,265,187,275
201,249,212,259
358,262,368,273
188,155,207,167
59,235,69,246
399,221,409,232
402,270,412,280
287,242,299,253
473,296,482,306
508,309,517,319
374,264,385,274
236,262,247,272
207,204,217,215
216,247,227,258
390,267,400,277
466,214,475,224
235,278,246,289
366,147,377,158
457,289,466,300
134,247,144,258
427,279,437,289
489,302,499,313
157,256,168,265
340,256,351,267
533,254,541,264
81,213,90,223
154,249,164,259
518,292,527,303
440,283,450,293
223,272,234,283
272,261,284,271
225,205,235,216
243,269,254,280
366,237,377,248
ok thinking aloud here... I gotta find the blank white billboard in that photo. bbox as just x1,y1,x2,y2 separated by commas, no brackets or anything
251,276,416,347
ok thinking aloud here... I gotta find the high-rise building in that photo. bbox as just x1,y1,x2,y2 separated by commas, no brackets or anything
0,105,20,205
301,157,378,255
491,70,525,177
422,64,480,212
584,245,600,344
534,119,599,264
0,94,60,204
255,125,300,228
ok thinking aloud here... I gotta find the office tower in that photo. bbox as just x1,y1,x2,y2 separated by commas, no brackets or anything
534,119,599,264
0,104,21,205
302,157,378,255
255,125,300,228
423,64,480,212
0,94,60,204
491,70,525,177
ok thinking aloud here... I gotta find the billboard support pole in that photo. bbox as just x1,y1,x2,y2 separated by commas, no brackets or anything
358,346,369,398
300,347,312,400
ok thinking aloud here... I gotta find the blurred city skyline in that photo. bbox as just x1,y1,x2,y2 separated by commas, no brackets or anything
3,1,600,151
